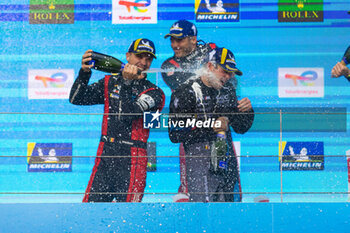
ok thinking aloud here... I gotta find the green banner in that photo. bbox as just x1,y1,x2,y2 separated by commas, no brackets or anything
278,0,324,22
29,0,74,24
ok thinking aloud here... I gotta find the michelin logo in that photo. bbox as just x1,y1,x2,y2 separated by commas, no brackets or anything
196,0,240,22
27,142,72,172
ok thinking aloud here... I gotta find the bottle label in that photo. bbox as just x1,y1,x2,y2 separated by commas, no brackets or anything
217,133,226,139
219,160,227,170
88,60,96,67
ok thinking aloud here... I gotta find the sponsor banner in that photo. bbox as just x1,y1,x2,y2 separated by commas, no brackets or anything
112,0,158,24
28,69,74,99
27,143,72,172
195,0,240,22
278,0,324,22
29,0,75,24
278,67,324,98
279,141,324,171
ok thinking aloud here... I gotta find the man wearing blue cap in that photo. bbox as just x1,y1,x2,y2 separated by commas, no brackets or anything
161,19,217,91
69,38,165,202
162,20,219,202
162,20,252,202
168,47,254,202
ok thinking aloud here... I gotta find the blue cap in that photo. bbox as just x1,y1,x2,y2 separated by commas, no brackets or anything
128,38,156,58
164,20,197,39
209,47,242,76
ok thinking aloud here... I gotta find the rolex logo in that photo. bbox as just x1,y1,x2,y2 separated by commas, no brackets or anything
296,0,306,9
48,0,55,9
29,0,75,24
278,0,324,22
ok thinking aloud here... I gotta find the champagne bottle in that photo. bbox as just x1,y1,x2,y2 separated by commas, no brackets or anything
215,131,228,165
86,51,125,74
87,51,142,75
211,131,228,172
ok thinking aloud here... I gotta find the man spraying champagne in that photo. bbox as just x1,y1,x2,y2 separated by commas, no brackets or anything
70,38,165,203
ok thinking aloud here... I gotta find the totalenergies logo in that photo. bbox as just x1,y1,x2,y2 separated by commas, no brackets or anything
119,0,151,13
35,72,68,88
285,70,317,86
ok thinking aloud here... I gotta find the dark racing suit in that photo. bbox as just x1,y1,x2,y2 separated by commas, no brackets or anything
162,42,244,198
69,69,165,202
162,42,218,196
169,78,254,202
